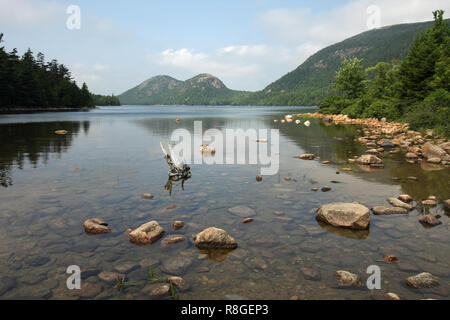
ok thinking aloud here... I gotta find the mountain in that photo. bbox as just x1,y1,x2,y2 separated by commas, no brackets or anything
119,19,443,106
242,19,441,106
118,73,250,105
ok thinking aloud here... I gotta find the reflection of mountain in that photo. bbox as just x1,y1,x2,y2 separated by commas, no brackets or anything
0,121,89,187
274,118,450,200
134,117,230,138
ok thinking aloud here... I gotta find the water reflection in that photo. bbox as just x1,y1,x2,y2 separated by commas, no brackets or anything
0,106,448,300
274,119,450,201
316,220,370,240
0,121,89,187
199,249,235,262
163,176,190,197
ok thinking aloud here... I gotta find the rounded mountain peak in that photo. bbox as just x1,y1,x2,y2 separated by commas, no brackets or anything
188,74,226,89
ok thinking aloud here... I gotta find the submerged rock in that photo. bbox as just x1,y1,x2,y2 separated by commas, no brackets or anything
335,270,363,287
139,258,160,268
142,284,170,297
114,262,138,274
129,221,165,245
83,218,111,235
98,271,124,283
419,214,442,226
256,175,262,182
228,205,256,217
172,220,185,231
316,202,370,230
405,273,439,289
242,218,254,224
387,198,414,211
161,256,193,275
321,186,332,192
0,276,16,296
161,235,186,247
140,193,154,199
80,282,102,298
193,227,238,249
301,267,321,281
372,206,408,215
167,276,190,292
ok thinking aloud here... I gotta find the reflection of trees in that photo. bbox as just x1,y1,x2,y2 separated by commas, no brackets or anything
274,118,450,200
135,112,449,200
0,121,89,187
388,160,450,200
271,118,364,162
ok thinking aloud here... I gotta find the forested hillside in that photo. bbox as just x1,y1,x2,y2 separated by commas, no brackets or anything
319,11,449,136
118,74,250,105
242,19,442,106
0,33,94,111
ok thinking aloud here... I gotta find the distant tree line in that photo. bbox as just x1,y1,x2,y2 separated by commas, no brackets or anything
0,33,99,110
91,94,121,106
319,10,449,137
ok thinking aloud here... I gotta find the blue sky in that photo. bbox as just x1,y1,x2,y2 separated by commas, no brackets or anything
1,0,449,95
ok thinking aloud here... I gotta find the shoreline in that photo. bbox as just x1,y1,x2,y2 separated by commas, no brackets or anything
296,112,449,168
0,106,96,115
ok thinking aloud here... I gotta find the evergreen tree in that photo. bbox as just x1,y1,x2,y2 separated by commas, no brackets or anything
0,34,95,110
334,58,367,99
397,10,449,101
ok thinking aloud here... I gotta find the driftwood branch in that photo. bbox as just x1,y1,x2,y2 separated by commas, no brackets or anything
160,142,191,179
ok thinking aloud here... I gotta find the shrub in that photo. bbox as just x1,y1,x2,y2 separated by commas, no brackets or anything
319,95,352,114
406,89,450,137
362,98,401,120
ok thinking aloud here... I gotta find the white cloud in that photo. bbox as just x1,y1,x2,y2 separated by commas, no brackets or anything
259,0,450,47
93,64,110,71
0,0,63,27
70,63,110,87
147,43,325,90
150,48,260,79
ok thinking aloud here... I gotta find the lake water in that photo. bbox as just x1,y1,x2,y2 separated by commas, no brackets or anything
0,105,448,300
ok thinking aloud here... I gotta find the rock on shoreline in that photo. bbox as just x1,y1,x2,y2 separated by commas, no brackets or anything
316,202,370,230
129,221,165,245
193,227,238,249
83,218,111,235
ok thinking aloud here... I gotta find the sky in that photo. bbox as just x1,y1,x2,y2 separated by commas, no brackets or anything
0,0,449,95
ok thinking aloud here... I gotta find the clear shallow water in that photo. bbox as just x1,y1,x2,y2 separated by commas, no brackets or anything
0,105,448,300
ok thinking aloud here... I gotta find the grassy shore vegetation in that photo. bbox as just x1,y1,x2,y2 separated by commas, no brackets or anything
319,10,450,137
